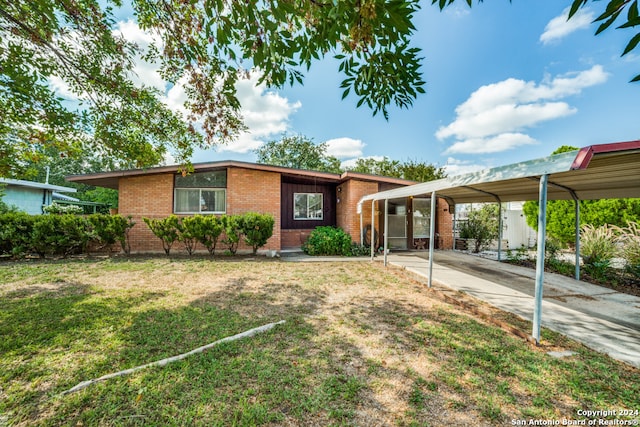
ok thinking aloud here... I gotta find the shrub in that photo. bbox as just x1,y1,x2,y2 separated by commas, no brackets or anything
88,214,135,254
618,221,640,276
178,216,199,255
302,226,352,256
221,215,242,254
240,212,275,255
143,215,180,255
580,224,619,266
43,202,84,215
459,204,500,253
31,214,90,258
185,215,224,255
0,212,35,257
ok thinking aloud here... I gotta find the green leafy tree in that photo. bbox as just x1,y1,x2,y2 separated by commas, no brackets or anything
254,135,342,173
459,204,500,253
346,157,446,181
3,0,636,176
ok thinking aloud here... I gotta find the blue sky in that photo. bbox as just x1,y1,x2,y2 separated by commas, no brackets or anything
102,1,639,175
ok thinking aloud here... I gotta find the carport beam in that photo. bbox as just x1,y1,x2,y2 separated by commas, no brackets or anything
428,191,437,288
532,174,549,344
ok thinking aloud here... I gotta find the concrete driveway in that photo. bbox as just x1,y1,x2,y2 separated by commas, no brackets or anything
380,250,640,368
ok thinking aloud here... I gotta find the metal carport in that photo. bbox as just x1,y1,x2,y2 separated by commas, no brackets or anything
358,140,640,344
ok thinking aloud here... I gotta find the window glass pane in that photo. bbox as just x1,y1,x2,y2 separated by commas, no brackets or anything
294,194,307,219
294,193,323,220
308,194,323,219
413,198,431,238
201,189,225,213
175,170,226,188
175,189,200,213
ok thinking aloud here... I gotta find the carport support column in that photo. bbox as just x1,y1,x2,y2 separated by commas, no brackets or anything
497,201,503,261
360,210,364,246
428,191,437,288
575,201,580,281
370,200,375,260
384,199,389,266
532,174,549,345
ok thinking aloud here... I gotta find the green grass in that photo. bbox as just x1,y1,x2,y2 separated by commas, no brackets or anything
0,257,638,426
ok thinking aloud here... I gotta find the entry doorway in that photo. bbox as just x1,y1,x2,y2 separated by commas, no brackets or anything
387,199,407,249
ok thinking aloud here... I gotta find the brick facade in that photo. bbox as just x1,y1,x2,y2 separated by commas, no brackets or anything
226,167,281,251
336,179,379,244
119,174,174,252
112,163,452,253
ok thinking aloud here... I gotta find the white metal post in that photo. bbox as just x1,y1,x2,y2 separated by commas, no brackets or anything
532,174,549,344
575,200,581,281
428,191,437,288
497,202,503,261
370,200,375,260
359,210,364,246
384,199,389,266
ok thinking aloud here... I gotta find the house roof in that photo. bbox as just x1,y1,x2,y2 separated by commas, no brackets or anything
359,140,640,206
66,160,416,189
0,178,77,193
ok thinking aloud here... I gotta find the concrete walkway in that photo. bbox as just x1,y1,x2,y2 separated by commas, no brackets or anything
379,251,640,368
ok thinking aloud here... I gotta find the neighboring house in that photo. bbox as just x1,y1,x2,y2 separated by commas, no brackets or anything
0,178,77,215
67,161,455,253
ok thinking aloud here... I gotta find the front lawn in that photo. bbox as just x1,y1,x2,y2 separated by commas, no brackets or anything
0,257,638,426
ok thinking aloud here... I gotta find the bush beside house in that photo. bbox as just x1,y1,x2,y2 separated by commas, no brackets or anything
143,213,276,256
0,212,134,258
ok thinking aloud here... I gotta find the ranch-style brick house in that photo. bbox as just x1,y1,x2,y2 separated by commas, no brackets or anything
67,161,454,253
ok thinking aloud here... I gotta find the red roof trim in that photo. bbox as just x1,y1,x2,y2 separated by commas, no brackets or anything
571,140,640,170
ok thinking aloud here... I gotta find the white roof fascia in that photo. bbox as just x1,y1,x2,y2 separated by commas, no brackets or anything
0,178,78,193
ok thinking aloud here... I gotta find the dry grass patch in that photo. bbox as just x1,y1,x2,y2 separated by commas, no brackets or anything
0,256,638,426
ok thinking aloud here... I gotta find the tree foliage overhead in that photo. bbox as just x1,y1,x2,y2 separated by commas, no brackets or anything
1,0,637,178
346,156,447,182
253,135,342,173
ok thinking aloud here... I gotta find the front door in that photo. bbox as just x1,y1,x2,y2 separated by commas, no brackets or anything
412,198,432,249
387,199,407,249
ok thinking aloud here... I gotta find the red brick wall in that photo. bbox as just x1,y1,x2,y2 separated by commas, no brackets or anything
437,198,454,249
336,180,380,245
118,168,281,253
119,174,174,252
281,229,314,249
226,167,281,251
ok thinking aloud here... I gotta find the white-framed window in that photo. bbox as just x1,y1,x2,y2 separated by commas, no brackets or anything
294,193,323,220
174,170,226,214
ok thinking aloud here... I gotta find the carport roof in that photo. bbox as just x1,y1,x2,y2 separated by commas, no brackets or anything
360,140,640,205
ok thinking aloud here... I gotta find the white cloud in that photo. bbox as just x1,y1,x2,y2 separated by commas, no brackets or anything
540,7,594,45
437,66,608,155
325,138,365,159
113,20,167,92
340,155,385,170
443,157,486,176
444,133,538,155
218,72,301,153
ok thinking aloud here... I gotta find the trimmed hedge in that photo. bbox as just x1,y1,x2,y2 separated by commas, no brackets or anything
143,213,275,256
0,212,134,258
